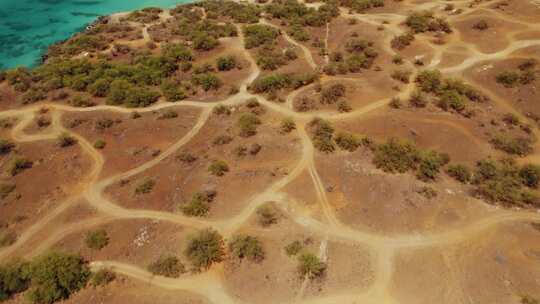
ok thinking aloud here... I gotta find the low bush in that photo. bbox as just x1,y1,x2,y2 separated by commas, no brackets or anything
84,229,109,250
93,139,106,150
297,252,326,278
134,178,155,195
472,20,489,30
446,164,472,183
191,73,222,91
280,117,296,133
391,70,412,83
405,11,451,33
337,100,352,113
520,164,540,188
490,134,533,156
0,260,30,301
208,160,229,176
408,90,428,107
213,104,231,115
57,133,77,147
496,71,520,88
284,240,303,256
90,269,115,287
160,81,186,102
320,83,346,104
158,110,178,119
308,118,335,153
228,235,265,262
334,132,361,152
256,204,279,227
184,229,225,269
391,32,415,50
238,113,261,137
148,256,185,278
181,190,216,217
243,25,280,49
216,56,237,71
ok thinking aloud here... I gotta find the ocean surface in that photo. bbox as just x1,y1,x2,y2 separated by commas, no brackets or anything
0,0,192,70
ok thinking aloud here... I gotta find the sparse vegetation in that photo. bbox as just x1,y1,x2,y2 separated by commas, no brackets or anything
134,178,156,194
308,118,335,153
334,132,361,152
285,240,303,256
446,164,472,183
238,113,261,137
490,134,533,156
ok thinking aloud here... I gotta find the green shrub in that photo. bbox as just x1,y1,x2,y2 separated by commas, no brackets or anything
373,138,419,173
256,204,279,227
416,150,450,181
69,95,94,107
243,24,280,49
90,269,115,287
391,32,414,50
193,32,219,51
417,186,437,199
228,235,264,262
284,240,303,256
238,113,261,137
161,81,186,102
309,118,335,153
181,191,216,217
84,229,109,250
148,256,185,278
93,139,106,150
213,104,231,115
208,160,229,176
490,134,533,156
27,252,90,304
297,252,326,278
520,164,540,188
334,132,361,152
416,70,442,93
0,260,30,301
58,133,77,147
162,43,193,62
446,164,472,183
213,135,233,145
88,79,110,97
184,229,225,269
496,71,520,88
191,73,222,91
320,83,346,104
134,178,155,194
9,158,33,176
216,56,237,71
405,11,451,33
391,70,412,83
280,117,296,133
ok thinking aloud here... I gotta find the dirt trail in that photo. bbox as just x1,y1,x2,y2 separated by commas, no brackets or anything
2,2,540,303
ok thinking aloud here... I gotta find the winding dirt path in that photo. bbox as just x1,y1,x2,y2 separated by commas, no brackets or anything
1,1,540,303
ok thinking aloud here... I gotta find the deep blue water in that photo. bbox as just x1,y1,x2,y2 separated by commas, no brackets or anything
0,0,191,69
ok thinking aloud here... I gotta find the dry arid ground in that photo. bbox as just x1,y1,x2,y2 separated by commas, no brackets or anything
1,0,540,303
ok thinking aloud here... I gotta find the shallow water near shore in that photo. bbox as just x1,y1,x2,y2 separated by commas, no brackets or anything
0,0,191,69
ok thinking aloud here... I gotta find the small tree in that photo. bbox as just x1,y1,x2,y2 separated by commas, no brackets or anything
184,229,225,269
0,260,30,301
84,229,109,250
208,160,229,176
334,132,361,152
297,253,326,278
28,252,90,304
228,235,265,262
148,256,185,278
520,164,540,188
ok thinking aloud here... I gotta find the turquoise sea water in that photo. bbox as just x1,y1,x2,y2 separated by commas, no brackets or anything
0,0,191,69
